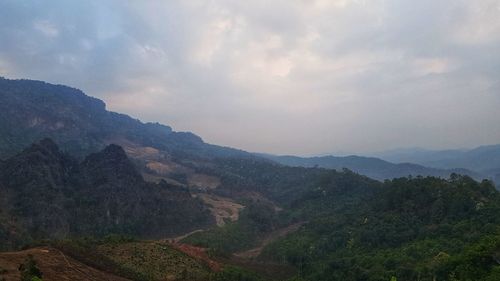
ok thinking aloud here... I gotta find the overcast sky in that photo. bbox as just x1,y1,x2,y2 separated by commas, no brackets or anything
0,0,499,155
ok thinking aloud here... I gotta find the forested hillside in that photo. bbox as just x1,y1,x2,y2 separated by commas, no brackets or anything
0,77,248,160
1,78,499,281
0,139,213,250
186,175,500,281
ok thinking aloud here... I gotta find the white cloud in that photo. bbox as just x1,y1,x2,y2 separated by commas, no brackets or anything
451,0,500,45
411,57,458,76
0,0,499,155
33,20,59,38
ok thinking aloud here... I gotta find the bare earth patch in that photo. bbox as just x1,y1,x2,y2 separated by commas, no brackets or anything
196,194,244,226
188,174,221,190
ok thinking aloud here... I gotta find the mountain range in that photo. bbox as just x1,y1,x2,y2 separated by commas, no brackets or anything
1,77,497,188
0,77,249,160
375,146,500,183
1,77,500,280
260,154,484,182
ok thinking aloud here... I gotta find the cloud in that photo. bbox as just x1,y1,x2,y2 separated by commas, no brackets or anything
33,20,59,38
0,0,499,155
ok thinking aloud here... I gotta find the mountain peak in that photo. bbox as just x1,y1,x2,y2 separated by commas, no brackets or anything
101,144,128,159
82,144,142,184
22,138,63,160
37,138,60,153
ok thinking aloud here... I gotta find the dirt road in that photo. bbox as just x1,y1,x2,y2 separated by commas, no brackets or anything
234,222,306,259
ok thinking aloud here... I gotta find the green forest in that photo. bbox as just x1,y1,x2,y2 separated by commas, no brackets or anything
186,174,500,281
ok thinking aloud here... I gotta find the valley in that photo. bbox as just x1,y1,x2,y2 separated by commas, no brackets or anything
0,78,499,281
1,0,499,279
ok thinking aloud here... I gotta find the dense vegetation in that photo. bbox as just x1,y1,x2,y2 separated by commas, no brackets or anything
182,172,500,281
184,201,280,256
199,157,379,205
260,175,500,281
0,139,213,249
1,78,500,281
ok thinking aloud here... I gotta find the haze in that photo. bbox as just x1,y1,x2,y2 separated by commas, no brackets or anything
0,0,499,155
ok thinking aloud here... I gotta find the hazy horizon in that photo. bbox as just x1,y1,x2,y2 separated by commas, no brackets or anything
1,1,499,155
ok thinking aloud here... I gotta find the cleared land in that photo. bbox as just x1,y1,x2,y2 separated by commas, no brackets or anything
196,194,244,226
0,247,129,281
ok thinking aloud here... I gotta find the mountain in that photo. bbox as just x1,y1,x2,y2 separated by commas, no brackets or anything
0,77,253,187
0,77,256,162
1,77,500,280
260,154,483,181
0,139,213,249
376,145,500,183
1,77,485,188
0,77,243,159
373,147,466,164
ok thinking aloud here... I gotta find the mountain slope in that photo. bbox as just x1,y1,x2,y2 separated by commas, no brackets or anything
0,139,213,249
0,77,261,192
1,77,483,189
0,247,130,281
0,77,248,160
260,176,500,281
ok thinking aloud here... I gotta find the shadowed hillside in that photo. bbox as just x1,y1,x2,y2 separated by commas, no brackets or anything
0,139,213,249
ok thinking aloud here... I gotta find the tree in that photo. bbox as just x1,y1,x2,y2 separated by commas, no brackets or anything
18,255,42,281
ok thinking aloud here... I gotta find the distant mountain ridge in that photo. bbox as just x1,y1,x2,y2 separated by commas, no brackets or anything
260,154,484,182
375,145,500,183
2,78,500,280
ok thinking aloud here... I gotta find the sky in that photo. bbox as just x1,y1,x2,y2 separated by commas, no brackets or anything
0,0,499,155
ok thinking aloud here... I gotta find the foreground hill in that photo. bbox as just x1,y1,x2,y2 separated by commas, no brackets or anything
0,239,264,281
0,247,130,281
261,154,482,181
0,139,213,249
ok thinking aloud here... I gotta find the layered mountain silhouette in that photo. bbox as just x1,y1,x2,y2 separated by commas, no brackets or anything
0,77,491,187
1,77,500,280
376,146,500,183
260,154,484,182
